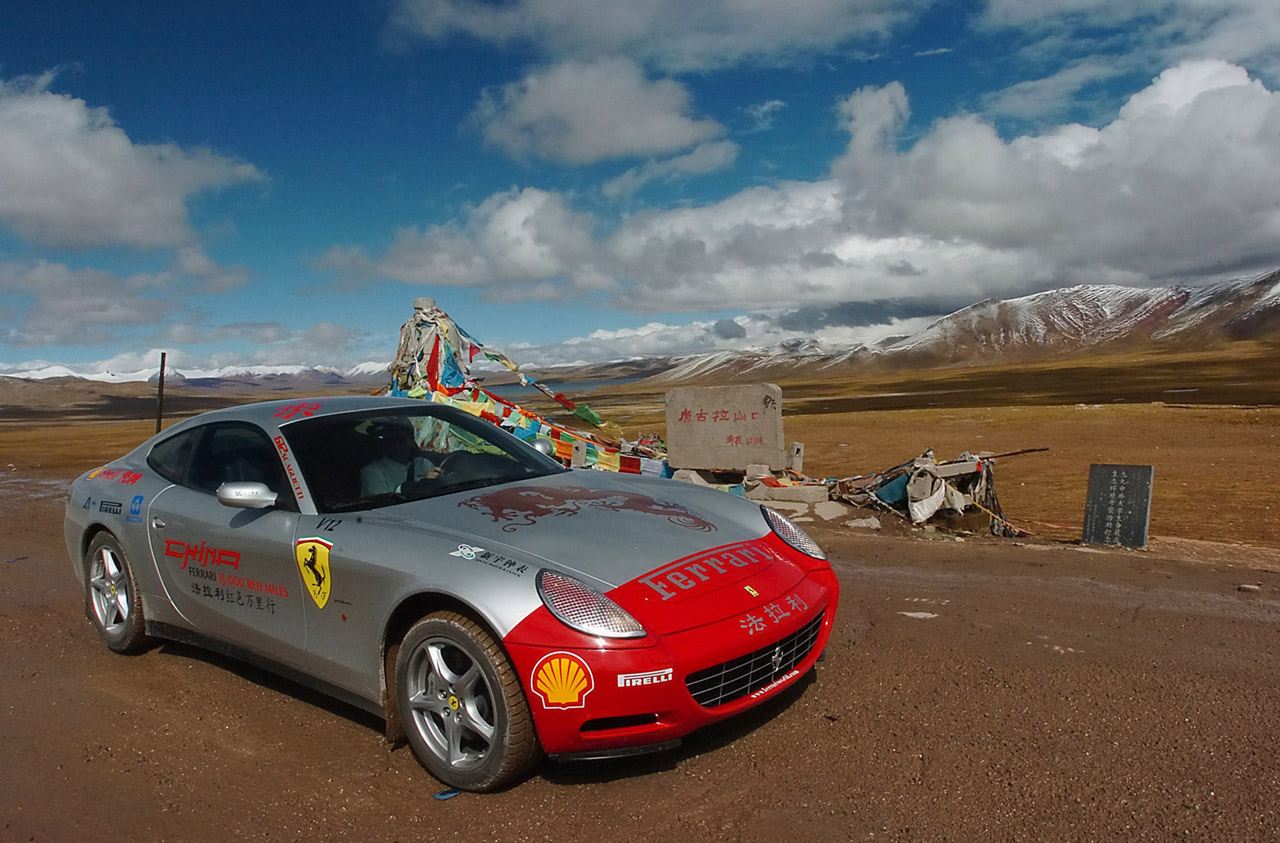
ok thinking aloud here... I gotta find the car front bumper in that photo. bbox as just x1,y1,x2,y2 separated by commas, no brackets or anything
505,560,839,757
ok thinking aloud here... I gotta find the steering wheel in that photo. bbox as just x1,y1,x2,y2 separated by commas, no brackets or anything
434,451,469,475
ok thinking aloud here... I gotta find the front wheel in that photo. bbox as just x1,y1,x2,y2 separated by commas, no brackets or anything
394,611,541,791
84,532,149,653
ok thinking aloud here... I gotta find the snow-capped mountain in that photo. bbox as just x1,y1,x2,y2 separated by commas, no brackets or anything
6,269,1280,389
2,362,392,387
653,268,1280,382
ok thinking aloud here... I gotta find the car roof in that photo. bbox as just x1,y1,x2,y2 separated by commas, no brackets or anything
159,395,427,438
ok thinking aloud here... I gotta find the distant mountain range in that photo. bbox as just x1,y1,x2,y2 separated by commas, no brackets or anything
651,268,1280,382
2,361,393,389
5,269,1279,389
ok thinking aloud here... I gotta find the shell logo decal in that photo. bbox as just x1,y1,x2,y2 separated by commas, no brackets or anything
531,652,594,709
295,537,332,609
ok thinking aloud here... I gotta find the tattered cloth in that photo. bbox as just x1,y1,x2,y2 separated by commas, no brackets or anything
386,300,664,474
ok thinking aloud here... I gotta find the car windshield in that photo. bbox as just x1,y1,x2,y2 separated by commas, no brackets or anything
281,405,566,513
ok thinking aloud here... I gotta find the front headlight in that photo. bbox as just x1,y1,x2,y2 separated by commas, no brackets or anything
536,570,646,639
762,505,826,560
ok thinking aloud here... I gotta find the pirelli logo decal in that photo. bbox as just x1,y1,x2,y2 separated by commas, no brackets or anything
638,540,786,601
618,668,673,688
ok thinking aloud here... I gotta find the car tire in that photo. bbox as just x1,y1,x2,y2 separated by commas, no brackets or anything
394,611,541,791
84,532,149,653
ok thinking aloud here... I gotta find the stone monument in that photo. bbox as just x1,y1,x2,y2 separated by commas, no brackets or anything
665,383,786,471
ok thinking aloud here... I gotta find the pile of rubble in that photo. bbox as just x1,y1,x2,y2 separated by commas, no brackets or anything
665,447,1044,537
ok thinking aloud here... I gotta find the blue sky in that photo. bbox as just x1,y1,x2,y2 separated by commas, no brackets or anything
2,0,1279,376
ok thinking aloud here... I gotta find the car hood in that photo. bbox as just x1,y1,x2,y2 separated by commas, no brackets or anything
369,470,774,590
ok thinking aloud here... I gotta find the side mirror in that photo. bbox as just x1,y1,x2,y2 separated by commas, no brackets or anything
532,438,554,457
217,481,278,509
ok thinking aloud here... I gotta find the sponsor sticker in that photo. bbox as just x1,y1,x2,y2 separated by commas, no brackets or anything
638,540,785,601
273,401,322,421
89,467,143,485
274,437,307,502
750,669,800,700
617,668,673,688
126,495,144,523
186,581,283,614
448,544,528,577
738,592,808,636
295,537,333,609
531,652,594,709
165,540,240,571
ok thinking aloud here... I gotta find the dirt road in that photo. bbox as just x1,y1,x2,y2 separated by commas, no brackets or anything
2,479,1277,842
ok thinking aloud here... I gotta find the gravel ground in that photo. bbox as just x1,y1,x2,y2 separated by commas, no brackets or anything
2,477,1278,842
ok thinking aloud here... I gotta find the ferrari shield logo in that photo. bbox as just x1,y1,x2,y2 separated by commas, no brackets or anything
295,537,333,609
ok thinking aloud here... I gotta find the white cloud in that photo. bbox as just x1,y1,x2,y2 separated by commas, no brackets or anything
471,58,725,165
983,60,1131,120
498,311,942,368
318,187,608,293
505,320,722,366
0,71,265,250
744,99,787,131
392,0,928,72
602,140,739,198
0,260,180,346
835,60,1280,278
173,247,251,293
157,321,290,346
1,252,256,349
326,60,1280,324
981,0,1280,108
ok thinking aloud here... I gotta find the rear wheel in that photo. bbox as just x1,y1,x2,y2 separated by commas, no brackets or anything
84,533,149,653
394,611,540,791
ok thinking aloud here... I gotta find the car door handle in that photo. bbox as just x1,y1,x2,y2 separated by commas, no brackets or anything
151,517,166,529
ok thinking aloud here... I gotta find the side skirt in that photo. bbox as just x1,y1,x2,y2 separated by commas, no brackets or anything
145,620,384,720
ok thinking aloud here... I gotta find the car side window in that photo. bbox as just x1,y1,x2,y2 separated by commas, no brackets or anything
185,423,298,512
147,428,200,484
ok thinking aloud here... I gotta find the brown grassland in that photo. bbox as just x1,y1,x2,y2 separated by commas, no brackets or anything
3,340,1279,549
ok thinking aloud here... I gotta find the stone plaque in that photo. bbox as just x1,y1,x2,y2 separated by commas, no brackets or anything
1082,464,1154,549
665,384,785,471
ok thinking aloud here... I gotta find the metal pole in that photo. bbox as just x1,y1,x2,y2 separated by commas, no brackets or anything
156,351,166,434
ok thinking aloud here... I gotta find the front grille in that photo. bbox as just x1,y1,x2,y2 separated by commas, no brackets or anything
685,614,823,708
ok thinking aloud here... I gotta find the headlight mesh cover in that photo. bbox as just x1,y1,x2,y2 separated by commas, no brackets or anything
762,506,826,560
537,570,645,638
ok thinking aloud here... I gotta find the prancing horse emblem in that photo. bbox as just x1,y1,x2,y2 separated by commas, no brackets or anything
770,645,783,674
295,536,333,609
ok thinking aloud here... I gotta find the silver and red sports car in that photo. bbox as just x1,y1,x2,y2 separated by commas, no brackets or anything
65,396,839,791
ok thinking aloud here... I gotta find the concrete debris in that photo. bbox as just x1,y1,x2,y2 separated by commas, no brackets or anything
813,500,851,521
670,468,711,486
844,517,882,530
